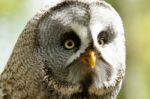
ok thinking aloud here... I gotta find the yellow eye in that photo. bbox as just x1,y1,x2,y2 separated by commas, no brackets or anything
99,39,105,47
64,39,75,49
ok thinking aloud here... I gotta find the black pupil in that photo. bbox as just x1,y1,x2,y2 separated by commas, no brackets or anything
67,41,73,47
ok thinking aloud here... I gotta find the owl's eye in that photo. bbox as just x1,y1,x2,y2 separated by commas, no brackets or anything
64,39,75,49
61,31,81,51
99,39,105,47
98,31,109,47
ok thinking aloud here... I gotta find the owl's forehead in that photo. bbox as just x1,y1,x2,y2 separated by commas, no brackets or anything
49,1,123,35
38,0,124,44
50,1,90,26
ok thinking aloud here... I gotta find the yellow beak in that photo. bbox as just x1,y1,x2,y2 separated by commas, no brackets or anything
79,48,96,68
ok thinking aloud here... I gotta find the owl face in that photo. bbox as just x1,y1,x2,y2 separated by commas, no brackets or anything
38,0,125,96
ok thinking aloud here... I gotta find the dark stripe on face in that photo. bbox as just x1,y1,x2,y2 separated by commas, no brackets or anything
98,55,113,81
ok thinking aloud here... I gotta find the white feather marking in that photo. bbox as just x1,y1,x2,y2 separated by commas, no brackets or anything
66,24,91,66
89,2,125,90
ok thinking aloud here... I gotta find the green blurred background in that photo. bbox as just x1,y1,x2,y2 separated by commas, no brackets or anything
0,0,150,99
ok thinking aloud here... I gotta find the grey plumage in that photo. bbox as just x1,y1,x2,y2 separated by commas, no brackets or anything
0,0,126,99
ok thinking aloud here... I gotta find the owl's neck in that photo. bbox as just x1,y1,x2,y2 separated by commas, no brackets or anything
50,92,116,99
48,87,117,99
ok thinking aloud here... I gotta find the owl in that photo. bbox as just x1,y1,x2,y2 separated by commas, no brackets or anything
0,0,126,99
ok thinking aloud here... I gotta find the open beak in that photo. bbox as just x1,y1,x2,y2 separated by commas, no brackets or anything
79,48,96,68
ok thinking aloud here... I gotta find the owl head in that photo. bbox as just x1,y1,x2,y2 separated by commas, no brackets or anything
25,0,125,97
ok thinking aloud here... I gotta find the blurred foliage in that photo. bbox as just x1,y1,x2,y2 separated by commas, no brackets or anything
107,0,150,99
0,0,150,99
0,0,25,16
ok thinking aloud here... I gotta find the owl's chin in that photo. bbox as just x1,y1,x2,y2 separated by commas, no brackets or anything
44,59,122,96
44,68,121,96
